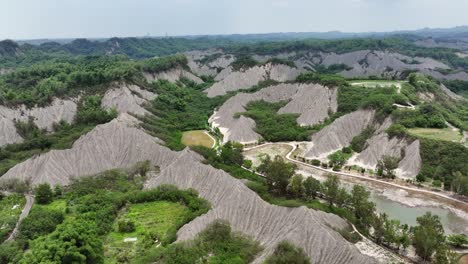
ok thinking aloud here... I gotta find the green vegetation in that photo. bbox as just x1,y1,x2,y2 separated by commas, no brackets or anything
407,127,462,142
33,183,53,204
443,79,468,98
230,56,259,71
181,130,215,148
393,104,447,129
349,80,404,88
296,72,348,87
0,55,140,107
314,64,352,74
412,212,446,261
0,96,116,176
138,220,262,264
418,139,468,193
327,148,353,169
1,168,210,264
17,206,64,242
142,79,224,150
104,201,191,262
0,193,25,242
350,127,375,152
240,100,313,142
337,83,398,118
264,241,310,264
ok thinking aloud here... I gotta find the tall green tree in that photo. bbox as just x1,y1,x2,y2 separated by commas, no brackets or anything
34,183,54,205
258,155,297,195
303,177,322,200
287,174,304,198
323,175,340,207
351,185,375,231
412,212,446,261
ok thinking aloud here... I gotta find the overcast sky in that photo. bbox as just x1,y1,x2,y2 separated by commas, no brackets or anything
1,0,468,40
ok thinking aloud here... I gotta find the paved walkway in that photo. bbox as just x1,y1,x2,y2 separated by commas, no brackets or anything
5,194,34,242
245,142,468,208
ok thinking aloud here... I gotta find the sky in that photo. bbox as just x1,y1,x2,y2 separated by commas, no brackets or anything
1,0,468,40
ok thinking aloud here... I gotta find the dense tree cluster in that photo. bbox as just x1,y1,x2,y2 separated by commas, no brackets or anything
241,100,314,142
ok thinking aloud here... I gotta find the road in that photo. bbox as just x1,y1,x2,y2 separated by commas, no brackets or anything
5,194,34,242
244,142,468,209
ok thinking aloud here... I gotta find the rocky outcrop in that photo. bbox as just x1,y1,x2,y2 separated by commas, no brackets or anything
305,109,375,159
144,67,203,84
209,83,337,144
185,50,236,77
0,98,78,146
0,114,176,186
204,63,303,97
145,149,376,264
295,50,468,81
345,118,421,178
101,83,156,116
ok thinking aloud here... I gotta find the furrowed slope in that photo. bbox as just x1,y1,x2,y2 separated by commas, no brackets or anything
347,118,422,178
204,63,303,97
209,83,337,144
305,109,375,159
145,149,376,264
0,98,78,146
101,83,157,115
0,114,177,186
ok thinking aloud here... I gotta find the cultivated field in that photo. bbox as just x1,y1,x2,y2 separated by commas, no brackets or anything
408,128,463,142
104,201,190,262
181,130,215,148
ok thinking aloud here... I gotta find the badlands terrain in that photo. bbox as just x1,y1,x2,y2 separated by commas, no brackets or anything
0,32,467,263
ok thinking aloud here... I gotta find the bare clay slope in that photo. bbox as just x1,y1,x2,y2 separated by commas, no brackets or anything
305,109,375,159
0,98,78,146
204,63,303,97
209,83,337,144
101,83,157,116
0,114,177,186
145,149,376,264
347,118,422,178
296,50,468,81
144,67,203,84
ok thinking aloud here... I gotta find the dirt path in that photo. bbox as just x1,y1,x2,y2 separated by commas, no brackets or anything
244,142,468,209
5,194,34,242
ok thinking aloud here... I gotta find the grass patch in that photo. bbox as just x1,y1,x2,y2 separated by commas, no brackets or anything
408,128,463,142
0,193,25,242
104,201,191,263
181,130,214,148
36,199,67,213
349,80,405,88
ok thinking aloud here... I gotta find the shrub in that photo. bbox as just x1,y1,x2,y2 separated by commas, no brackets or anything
264,241,310,264
311,159,321,166
18,207,64,241
117,219,135,233
34,183,54,204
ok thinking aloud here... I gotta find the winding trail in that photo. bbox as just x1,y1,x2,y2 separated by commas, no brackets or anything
244,142,468,209
5,194,34,242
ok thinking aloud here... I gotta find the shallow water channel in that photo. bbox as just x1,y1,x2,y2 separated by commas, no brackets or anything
244,144,468,235
370,191,468,234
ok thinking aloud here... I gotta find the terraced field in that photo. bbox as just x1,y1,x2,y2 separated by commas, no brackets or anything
181,130,215,148
408,128,463,142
